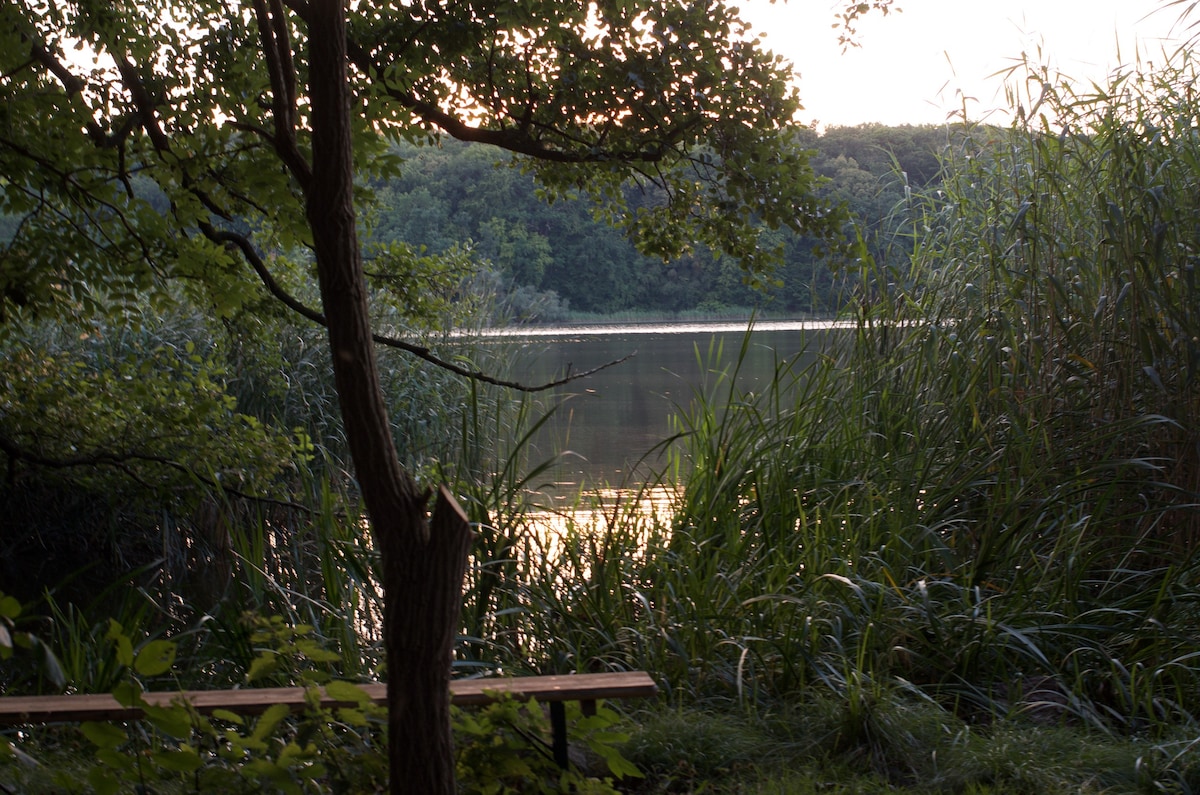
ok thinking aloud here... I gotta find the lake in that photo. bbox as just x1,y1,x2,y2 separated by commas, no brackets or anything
479,320,850,497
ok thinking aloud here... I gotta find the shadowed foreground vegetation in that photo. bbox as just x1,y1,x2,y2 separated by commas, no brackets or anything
6,44,1200,795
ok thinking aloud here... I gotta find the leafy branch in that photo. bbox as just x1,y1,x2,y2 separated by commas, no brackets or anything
14,17,631,394
0,433,310,513
198,224,635,393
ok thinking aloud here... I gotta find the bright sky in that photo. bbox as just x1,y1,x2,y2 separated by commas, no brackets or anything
739,0,1190,128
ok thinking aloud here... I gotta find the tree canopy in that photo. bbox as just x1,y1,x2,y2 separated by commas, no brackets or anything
0,0,869,332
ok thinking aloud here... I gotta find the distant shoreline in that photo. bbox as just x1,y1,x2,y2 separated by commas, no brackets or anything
475,317,855,337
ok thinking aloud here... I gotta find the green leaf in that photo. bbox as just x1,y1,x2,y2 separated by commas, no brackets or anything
115,637,135,670
94,747,133,771
336,707,367,727
107,621,135,669
87,766,121,795
592,742,644,779
299,762,328,780
277,740,310,768
212,708,245,725
247,653,278,682
300,669,332,686
324,679,370,706
134,639,177,677
294,638,340,663
143,702,193,739
0,595,20,620
80,721,127,749
111,680,143,708
152,747,204,773
251,702,292,743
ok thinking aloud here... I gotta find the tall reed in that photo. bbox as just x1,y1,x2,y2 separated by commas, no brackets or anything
455,46,1200,741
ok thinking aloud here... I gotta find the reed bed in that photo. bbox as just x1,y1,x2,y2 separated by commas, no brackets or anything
455,48,1200,762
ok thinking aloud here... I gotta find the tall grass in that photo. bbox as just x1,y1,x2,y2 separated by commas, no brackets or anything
447,45,1200,748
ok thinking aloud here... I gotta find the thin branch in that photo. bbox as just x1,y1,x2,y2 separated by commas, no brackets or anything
366,75,678,164
199,224,635,392
0,138,161,273
20,36,140,151
25,36,85,96
270,0,299,115
278,0,683,164
114,56,172,154
18,7,634,394
253,0,313,188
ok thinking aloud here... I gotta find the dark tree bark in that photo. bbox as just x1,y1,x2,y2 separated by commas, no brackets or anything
384,486,474,791
305,3,473,792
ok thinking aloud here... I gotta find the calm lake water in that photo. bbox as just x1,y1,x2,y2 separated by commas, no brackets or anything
479,320,850,496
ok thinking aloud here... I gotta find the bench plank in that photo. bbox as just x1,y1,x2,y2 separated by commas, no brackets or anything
0,671,657,726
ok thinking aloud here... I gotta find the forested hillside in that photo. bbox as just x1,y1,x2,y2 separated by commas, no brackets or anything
363,124,949,319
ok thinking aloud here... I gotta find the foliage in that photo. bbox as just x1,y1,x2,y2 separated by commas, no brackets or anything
66,621,387,795
834,0,901,49
0,591,64,695
2,614,641,794
617,698,1195,794
359,131,950,318
10,0,1200,791
0,0,919,789
0,0,879,703
814,123,946,188
0,312,304,608
0,313,303,490
0,0,853,334
0,293,488,615
432,42,1200,792
454,695,637,794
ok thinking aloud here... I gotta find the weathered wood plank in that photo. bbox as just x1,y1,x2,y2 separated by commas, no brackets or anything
0,671,657,726
449,671,657,705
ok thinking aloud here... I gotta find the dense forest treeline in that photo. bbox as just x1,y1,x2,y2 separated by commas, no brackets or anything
362,123,949,319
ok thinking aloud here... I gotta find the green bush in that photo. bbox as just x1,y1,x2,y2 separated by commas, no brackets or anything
1,612,642,794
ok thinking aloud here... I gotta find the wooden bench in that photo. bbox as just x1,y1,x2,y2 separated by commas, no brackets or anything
0,671,657,769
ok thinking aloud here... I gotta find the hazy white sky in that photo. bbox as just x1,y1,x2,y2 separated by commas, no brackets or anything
738,1,1189,128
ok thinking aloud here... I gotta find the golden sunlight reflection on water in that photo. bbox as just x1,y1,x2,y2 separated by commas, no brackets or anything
522,485,678,555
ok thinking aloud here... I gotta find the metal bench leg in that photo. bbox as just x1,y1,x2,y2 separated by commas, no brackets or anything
549,701,569,769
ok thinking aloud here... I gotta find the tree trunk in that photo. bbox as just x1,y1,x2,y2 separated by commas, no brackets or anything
305,4,472,792
383,486,474,792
